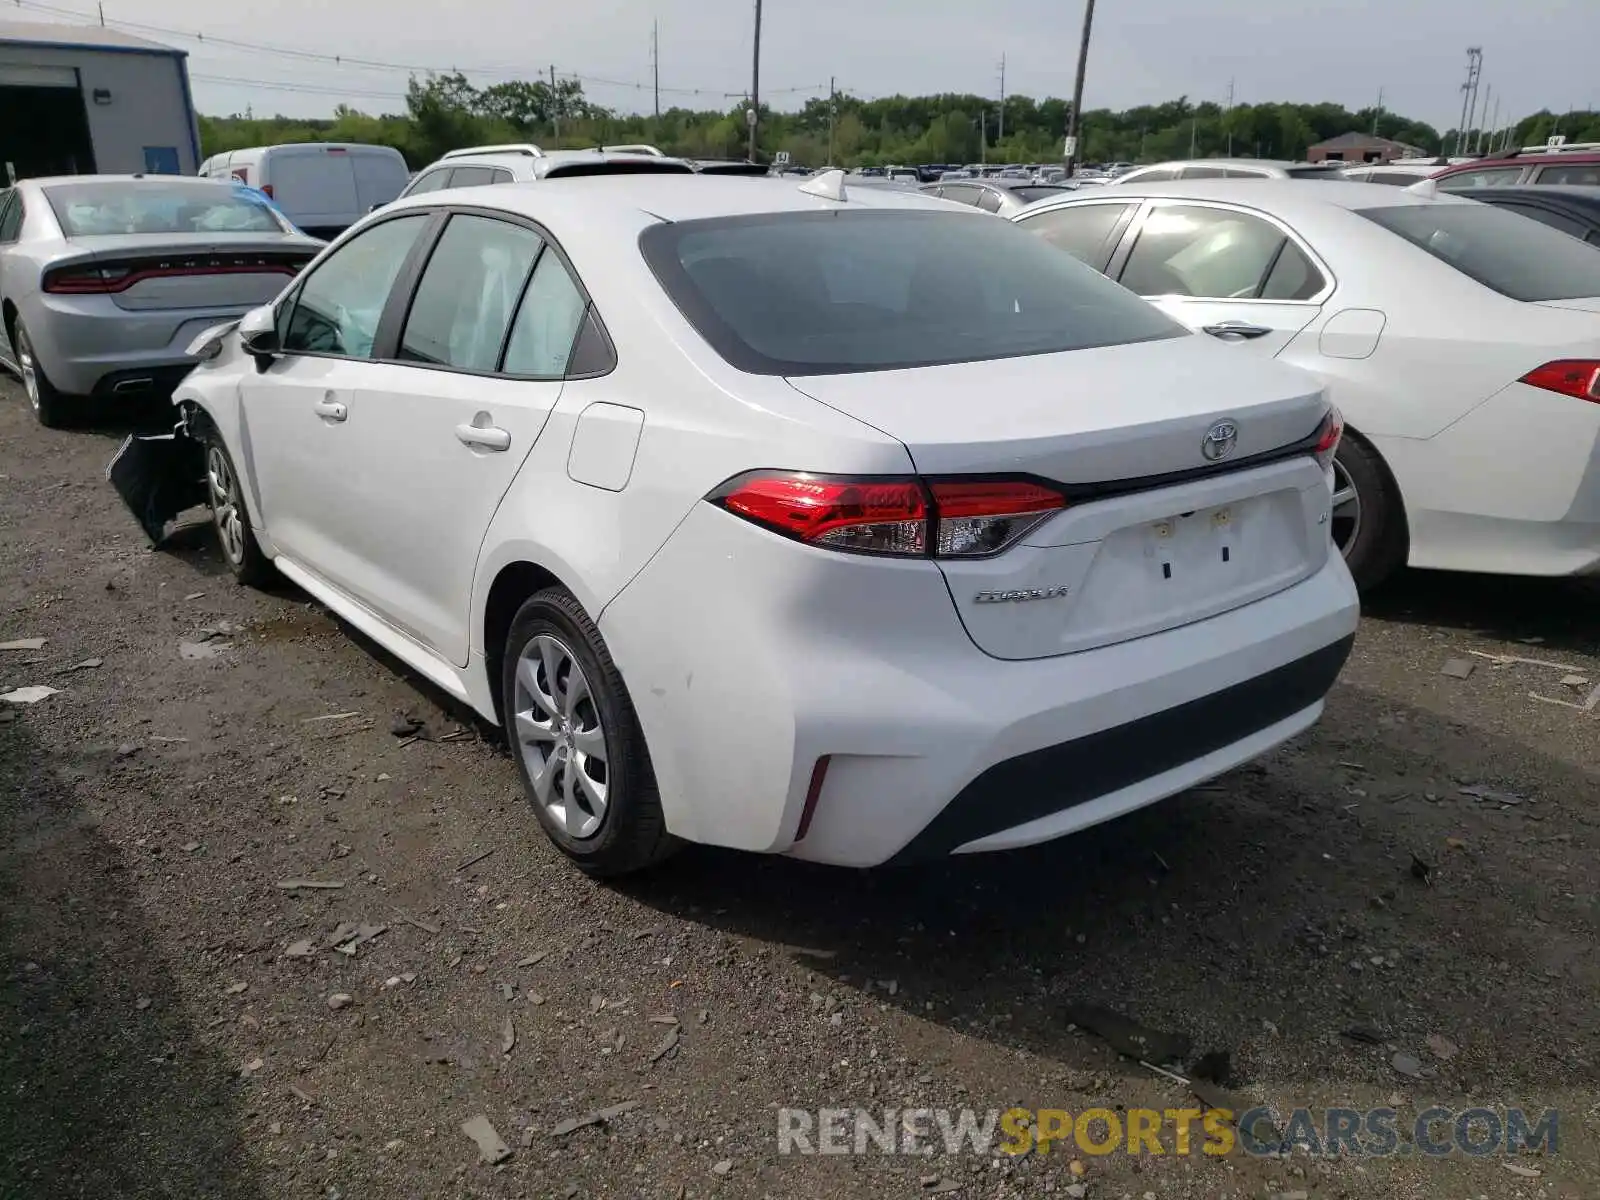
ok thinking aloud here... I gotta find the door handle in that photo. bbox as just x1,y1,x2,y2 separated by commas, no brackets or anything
1202,321,1273,341
313,395,347,422
455,423,511,452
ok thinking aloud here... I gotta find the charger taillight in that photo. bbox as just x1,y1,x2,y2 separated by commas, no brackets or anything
710,472,1067,559
1521,360,1600,403
1312,407,1343,470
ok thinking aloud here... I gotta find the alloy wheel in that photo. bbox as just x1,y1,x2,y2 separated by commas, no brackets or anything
512,633,610,839
1330,457,1362,558
207,445,246,564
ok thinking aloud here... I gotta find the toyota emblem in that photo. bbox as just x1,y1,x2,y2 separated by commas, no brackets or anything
1201,420,1239,462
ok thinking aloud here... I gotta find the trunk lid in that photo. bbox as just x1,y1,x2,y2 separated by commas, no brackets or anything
52,234,318,311
787,336,1336,659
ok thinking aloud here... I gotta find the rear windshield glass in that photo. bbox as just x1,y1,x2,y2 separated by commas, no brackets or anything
639,210,1185,375
44,182,288,236
1359,202,1600,301
1285,166,1352,180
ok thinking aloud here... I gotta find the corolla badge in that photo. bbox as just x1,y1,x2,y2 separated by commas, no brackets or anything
1201,419,1239,462
974,586,1071,604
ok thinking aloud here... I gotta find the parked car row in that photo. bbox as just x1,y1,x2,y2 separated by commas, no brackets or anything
2,150,1597,883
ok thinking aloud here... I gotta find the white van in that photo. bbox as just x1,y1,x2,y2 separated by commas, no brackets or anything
197,143,409,239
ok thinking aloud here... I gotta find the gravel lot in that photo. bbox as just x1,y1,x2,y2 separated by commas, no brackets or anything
2,381,1597,1200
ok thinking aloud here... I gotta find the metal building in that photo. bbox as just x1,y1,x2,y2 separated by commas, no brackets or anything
0,21,201,182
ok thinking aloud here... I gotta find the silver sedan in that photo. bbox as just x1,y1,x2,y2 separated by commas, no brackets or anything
0,175,324,426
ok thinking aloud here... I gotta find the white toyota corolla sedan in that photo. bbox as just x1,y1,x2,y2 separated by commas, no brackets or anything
1011,180,1600,589
173,171,1358,875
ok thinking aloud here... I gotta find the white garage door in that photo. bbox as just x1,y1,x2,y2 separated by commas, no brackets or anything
0,64,78,87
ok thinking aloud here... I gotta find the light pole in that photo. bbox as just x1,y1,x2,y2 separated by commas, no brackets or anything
1064,0,1096,177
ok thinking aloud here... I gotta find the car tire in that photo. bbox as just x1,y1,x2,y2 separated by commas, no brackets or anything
1332,432,1406,592
14,320,71,429
501,586,678,877
203,431,272,586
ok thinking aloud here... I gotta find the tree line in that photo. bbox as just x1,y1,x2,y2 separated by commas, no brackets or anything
198,73,1600,170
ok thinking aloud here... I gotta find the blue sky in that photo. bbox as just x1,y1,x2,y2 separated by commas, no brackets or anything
10,0,1598,129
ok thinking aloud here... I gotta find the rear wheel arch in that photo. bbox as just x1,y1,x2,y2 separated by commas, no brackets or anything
482,560,568,725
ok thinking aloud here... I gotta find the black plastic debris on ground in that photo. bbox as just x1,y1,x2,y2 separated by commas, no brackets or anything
107,430,206,546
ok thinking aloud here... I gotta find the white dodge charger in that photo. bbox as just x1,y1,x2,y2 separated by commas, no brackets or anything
173,170,1358,875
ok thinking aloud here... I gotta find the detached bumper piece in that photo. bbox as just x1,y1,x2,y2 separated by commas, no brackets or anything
106,426,207,546
886,634,1356,865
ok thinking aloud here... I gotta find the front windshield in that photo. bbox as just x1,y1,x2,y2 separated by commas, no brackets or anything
44,182,289,236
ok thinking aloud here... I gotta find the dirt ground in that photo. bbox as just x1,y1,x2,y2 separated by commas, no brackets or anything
1,381,1597,1200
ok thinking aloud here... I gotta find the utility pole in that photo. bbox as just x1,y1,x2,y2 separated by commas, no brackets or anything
651,21,660,120
1454,48,1481,155
997,53,1006,146
1474,83,1492,154
1064,0,1095,177
1372,86,1383,135
550,64,560,139
747,0,763,162
1189,117,1197,158
826,76,836,167
1225,77,1234,157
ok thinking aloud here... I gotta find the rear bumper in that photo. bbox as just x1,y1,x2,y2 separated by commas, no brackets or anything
884,635,1351,864
599,503,1360,868
27,295,254,396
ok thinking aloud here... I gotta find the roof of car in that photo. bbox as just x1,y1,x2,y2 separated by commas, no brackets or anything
20,173,250,190
1030,177,1477,215
395,172,966,227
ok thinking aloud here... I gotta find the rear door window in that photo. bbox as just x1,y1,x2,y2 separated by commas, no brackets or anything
975,189,1004,213
446,166,496,189
1015,202,1135,270
398,214,543,371
405,169,451,196
1180,166,1229,179
1359,202,1600,301
938,184,983,207
502,252,590,377
1532,163,1600,187
1438,166,1524,189
1120,204,1292,299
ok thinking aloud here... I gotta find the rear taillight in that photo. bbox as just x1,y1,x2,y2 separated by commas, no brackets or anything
1521,360,1600,403
260,184,274,199
42,265,124,294
1312,406,1343,470
42,255,306,295
710,472,1067,559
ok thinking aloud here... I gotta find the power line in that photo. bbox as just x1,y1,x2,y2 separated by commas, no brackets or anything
9,0,818,99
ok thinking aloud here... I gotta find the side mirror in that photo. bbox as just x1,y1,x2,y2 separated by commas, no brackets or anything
238,304,280,368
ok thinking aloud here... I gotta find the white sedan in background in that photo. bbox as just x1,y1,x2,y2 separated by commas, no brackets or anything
1013,180,1600,588
172,171,1356,876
